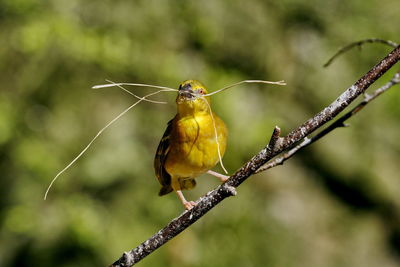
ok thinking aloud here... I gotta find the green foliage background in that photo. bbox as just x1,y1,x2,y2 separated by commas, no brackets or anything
1,0,400,266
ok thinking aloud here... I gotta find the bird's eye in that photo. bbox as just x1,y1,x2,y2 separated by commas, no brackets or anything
198,89,204,94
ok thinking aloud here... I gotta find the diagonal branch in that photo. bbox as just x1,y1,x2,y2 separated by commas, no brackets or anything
255,71,400,173
110,45,400,267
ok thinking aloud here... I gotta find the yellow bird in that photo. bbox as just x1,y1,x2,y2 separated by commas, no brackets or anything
154,80,229,210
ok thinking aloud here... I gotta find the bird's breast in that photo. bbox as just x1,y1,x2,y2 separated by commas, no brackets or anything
165,113,227,178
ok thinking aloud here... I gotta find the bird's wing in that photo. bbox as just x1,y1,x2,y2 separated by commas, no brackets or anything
154,117,174,189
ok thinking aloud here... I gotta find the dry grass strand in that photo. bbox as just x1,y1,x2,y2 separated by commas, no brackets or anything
199,96,228,174
204,80,286,97
44,89,172,200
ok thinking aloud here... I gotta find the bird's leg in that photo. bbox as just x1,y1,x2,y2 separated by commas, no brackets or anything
175,190,196,210
207,170,230,182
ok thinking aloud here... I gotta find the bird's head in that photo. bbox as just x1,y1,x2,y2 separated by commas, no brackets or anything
176,80,211,115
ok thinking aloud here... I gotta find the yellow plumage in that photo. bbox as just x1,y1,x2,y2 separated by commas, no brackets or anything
154,80,228,209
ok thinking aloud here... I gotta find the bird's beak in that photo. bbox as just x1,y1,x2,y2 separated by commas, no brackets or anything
179,85,195,99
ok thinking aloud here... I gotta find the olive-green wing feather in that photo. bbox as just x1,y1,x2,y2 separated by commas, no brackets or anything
154,118,174,196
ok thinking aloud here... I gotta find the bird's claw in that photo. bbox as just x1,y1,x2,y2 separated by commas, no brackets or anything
207,170,230,182
219,175,229,182
183,201,196,210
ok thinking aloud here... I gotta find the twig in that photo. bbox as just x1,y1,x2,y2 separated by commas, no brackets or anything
256,71,400,173
323,38,398,67
110,45,400,267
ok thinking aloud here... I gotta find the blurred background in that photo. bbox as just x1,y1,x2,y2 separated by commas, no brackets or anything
1,0,400,266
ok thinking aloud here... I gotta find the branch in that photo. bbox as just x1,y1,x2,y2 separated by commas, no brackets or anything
323,38,398,67
110,45,400,267
256,71,400,173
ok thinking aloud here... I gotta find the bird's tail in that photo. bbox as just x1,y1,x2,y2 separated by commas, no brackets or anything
158,185,173,196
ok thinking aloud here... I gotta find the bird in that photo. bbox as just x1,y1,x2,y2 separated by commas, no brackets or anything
154,80,229,210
